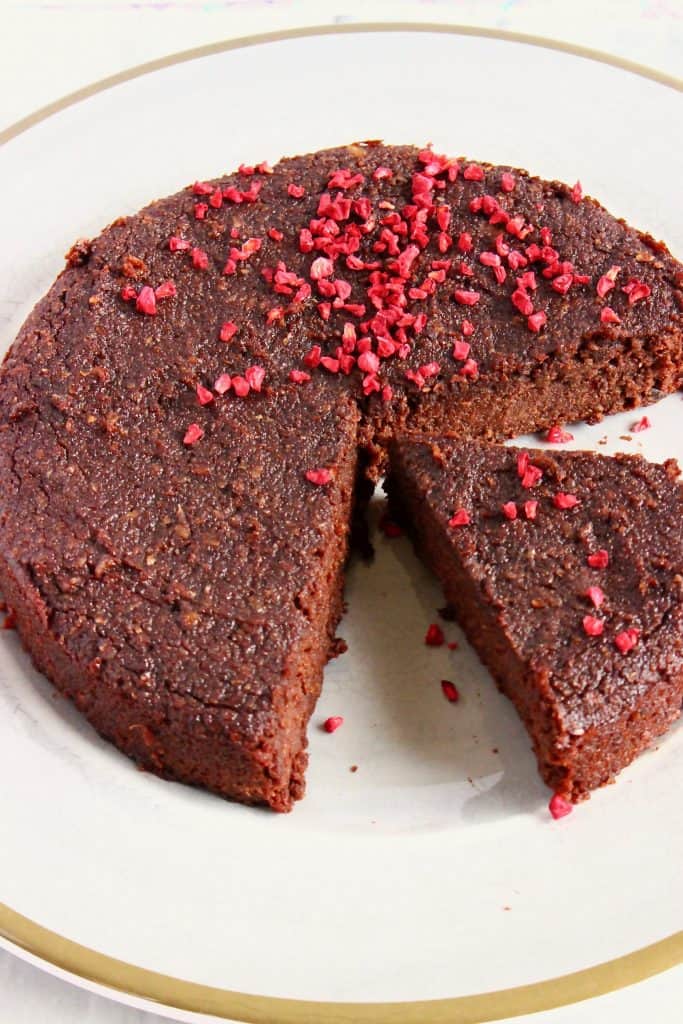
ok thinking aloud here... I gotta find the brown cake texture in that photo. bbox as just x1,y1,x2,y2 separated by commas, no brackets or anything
1,141,682,809
386,438,683,802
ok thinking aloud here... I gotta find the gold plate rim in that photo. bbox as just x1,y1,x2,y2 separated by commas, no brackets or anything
1,903,681,1023
0,19,681,1022
0,19,680,147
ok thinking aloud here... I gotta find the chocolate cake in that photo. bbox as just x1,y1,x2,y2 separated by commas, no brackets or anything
1,142,682,809
386,438,683,801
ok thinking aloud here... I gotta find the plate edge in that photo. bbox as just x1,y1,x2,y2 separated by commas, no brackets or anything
0,18,681,1021
0,20,681,147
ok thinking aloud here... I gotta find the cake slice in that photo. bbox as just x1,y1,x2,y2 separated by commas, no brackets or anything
386,437,683,802
0,383,359,811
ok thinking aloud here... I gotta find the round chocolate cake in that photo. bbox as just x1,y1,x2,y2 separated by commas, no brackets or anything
1,142,681,809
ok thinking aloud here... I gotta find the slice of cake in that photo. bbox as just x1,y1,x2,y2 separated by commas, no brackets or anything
0,383,359,811
386,437,683,802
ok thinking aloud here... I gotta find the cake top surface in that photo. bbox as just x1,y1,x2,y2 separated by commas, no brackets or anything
2,143,679,442
389,436,683,734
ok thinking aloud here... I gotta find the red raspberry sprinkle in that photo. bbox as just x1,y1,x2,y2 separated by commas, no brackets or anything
425,623,445,646
441,680,460,703
507,249,528,270
305,468,332,486
379,515,403,538
551,274,573,295
183,423,204,446
454,289,480,306
500,172,516,193
266,306,285,325
245,365,265,392
545,425,574,444
120,285,137,301
622,278,651,304
570,181,583,204
518,270,537,290
381,385,393,402
328,169,365,189
586,586,605,608
324,716,344,733
303,345,322,368
289,369,311,384
320,356,340,374
632,415,651,432
169,236,191,252
214,374,232,395
135,286,157,316
194,203,208,220
419,361,440,380
232,376,250,397
452,339,471,361
154,280,176,300
583,615,604,637
448,509,470,528
268,227,284,242
310,256,334,280
457,232,473,253
511,289,534,316
463,163,484,181
461,319,475,337
502,501,517,520
600,307,622,325
220,321,238,342
522,465,543,489
209,188,223,209
596,265,621,298
615,628,640,654
192,181,213,196
447,642,459,651
357,351,380,374
196,384,214,405
191,247,209,270
524,500,538,520
549,794,573,819
373,166,393,181
553,492,580,510
299,228,314,253
527,311,547,333
587,549,609,569
287,183,305,198
459,358,479,378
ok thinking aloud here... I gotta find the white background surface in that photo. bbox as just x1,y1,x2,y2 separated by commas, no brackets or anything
0,2,681,1023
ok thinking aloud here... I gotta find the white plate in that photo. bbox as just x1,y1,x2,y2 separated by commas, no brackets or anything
0,24,681,1023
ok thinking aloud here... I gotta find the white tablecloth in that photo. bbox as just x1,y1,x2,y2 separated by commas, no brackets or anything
1,2,680,1021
